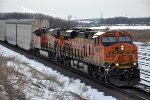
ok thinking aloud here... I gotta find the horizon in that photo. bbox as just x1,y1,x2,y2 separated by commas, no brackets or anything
0,12,150,20
0,0,150,20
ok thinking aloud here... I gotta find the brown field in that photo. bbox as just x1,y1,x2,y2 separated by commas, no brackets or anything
125,29,150,42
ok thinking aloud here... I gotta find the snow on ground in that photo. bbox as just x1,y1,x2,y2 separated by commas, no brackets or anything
134,42,150,86
89,26,150,30
78,21,92,24
0,44,116,100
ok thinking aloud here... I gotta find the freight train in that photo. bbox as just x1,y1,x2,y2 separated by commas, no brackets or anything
0,19,140,86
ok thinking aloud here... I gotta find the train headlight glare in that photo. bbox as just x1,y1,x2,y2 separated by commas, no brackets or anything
121,45,124,50
116,63,119,66
121,47,124,50
133,63,136,65
121,45,124,48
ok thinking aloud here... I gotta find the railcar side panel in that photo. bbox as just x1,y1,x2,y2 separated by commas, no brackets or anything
0,20,6,41
17,24,33,50
6,24,17,45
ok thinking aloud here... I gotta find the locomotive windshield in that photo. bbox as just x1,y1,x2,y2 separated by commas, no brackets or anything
102,36,132,46
102,37,117,42
102,37,117,46
118,36,132,43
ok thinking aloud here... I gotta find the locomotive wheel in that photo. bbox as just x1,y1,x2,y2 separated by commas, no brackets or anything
99,68,105,80
99,73,105,80
88,65,94,77
60,58,64,65
65,58,71,67
104,71,109,83
34,49,40,55
88,65,100,78
68,60,71,67
49,51,55,61
51,52,55,61
48,52,52,59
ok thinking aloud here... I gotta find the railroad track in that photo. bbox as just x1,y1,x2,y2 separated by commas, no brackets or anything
1,41,150,100
135,83,150,93
122,87,150,100
139,69,150,94
136,44,150,99
141,70,150,78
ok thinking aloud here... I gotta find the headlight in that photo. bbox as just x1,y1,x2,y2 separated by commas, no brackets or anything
116,63,119,66
133,62,136,65
121,45,124,50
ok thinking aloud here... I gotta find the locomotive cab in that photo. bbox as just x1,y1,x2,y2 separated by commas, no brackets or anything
97,31,140,86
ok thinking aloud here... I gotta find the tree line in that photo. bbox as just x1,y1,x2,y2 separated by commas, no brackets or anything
99,17,150,25
1,13,150,27
78,17,150,26
0,12,77,29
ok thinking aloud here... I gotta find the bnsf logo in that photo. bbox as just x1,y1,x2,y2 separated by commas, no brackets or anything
106,50,136,57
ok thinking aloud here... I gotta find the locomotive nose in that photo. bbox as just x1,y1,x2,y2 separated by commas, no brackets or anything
110,43,138,68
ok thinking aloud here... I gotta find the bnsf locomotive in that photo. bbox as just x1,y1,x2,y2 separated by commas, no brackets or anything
0,19,140,86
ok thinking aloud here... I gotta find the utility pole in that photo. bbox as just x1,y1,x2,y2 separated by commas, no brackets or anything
67,15,72,21
99,13,103,26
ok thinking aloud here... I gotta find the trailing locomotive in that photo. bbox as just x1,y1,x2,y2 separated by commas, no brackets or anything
0,19,140,86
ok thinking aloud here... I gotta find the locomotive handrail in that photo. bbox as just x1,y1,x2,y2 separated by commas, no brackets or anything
104,55,119,83
105,55,119,71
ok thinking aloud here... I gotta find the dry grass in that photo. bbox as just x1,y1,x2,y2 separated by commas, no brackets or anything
0,54,91,100
126,29,150,42
0,55,26,100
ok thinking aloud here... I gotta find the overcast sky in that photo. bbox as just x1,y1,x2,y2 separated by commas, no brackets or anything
0,0,150,19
